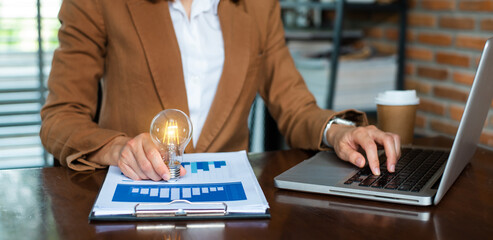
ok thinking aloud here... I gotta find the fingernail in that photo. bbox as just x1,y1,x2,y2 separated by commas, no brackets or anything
373,167,381,175
162,174,169,181
389,164,395,172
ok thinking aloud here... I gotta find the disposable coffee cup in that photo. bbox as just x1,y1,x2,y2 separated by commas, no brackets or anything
375,90,420,145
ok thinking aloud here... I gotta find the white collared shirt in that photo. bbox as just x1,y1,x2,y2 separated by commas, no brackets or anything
169,0,331,148
168,0,224,148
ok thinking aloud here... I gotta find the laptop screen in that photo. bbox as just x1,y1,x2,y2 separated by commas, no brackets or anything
434,37,493,204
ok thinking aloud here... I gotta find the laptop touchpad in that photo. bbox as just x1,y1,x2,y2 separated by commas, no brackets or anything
277,151,357,185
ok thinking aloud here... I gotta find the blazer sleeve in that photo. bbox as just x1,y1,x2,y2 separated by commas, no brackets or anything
257,0,368,151
40,0,125,170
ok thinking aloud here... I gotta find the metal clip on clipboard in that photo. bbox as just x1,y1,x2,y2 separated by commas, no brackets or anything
134,200,228,218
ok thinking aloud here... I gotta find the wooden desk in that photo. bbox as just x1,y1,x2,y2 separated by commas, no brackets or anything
0,137,492,239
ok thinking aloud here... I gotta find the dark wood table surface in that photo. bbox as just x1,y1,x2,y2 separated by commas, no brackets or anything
1,137,492,240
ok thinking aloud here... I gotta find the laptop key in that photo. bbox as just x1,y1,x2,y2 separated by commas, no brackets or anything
359,175,379,186
371,177,389,188
384,184,398,190
358,168,372,176
345,173,367,184
398,184,413,191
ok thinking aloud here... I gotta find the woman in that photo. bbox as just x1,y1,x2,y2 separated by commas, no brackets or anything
40,0,400,181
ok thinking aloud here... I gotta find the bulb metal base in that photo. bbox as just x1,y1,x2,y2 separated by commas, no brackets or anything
167,165,181,182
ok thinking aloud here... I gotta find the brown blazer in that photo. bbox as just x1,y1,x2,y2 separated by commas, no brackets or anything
40,0,367,171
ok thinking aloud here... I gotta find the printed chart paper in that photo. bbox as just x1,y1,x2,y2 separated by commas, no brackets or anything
91,151,269,216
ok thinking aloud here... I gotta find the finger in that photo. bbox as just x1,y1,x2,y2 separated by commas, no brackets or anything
383,138,397,173
118,161,141,180
120,145,148,180
354,133,380,175
142,136,170,181
372,132,399,173
392,133,401,158
337,143,366,168
130,138,162,181
384,133,401,173
179,165,187,176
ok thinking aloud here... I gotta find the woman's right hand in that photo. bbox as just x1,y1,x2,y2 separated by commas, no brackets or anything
89,133,186,181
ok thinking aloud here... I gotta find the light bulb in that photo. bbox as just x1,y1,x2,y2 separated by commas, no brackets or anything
150,109,192,182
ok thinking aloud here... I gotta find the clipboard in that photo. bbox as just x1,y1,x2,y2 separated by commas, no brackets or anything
89,152,271,222
89,200,270,221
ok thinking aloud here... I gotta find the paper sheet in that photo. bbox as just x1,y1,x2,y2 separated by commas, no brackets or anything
91,151,269,216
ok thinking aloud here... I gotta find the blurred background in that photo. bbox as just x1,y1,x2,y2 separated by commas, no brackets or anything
0,0,61,169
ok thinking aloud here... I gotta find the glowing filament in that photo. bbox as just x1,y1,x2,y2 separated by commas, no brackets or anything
163,120,180,145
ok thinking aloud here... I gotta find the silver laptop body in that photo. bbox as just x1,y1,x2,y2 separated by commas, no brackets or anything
274,37,493,206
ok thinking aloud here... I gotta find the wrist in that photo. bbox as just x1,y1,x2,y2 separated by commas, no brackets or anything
326,124,354,145
88,136,131,166
324,118,356,147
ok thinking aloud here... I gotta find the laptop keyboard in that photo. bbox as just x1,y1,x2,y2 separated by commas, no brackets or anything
343,148,449,192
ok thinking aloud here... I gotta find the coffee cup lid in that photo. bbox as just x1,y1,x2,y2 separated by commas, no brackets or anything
375,90,420,106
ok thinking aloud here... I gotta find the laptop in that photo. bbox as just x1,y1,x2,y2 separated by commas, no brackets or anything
274,37,493,206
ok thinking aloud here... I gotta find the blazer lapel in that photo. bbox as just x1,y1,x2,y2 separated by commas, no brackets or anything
195,1,251,152
127,0,195,152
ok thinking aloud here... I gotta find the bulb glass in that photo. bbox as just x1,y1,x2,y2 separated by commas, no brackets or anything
150,109,192,182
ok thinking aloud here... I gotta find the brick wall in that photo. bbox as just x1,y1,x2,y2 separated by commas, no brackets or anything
358,0,493,148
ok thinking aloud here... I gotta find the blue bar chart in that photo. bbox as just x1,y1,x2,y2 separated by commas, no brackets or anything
180,160,229,182
181,161,227,173
120,161,230,183
112,182,247,202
